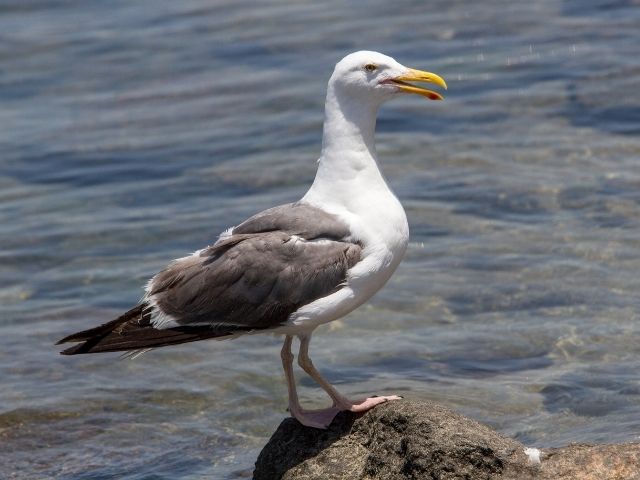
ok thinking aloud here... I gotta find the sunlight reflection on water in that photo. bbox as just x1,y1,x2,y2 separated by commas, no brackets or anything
1,0,639,478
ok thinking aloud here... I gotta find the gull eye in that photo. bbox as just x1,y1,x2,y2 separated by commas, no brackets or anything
364,64,377,72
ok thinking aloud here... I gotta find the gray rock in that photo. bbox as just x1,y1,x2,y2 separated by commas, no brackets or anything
254,400,640,480
253,400,537,480
541,443,640,480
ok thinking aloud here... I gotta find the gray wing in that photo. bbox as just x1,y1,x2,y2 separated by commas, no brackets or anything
233,202,351,240
148,202,361,329
57,202,361,355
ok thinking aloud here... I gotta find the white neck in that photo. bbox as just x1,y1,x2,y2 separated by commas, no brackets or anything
301,79,409,270
321,85,378,163
304,84,390,204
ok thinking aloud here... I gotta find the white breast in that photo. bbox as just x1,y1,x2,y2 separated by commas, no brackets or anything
281,184,409,334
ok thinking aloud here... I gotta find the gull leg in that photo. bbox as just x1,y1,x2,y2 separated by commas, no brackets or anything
297,333,402,412
280,335,340,429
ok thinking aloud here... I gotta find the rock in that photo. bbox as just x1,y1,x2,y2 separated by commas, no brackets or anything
253,400,537,480
541,443,640,480
253,400,640,480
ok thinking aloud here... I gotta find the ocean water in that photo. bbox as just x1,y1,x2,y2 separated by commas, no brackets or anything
1,0,639,478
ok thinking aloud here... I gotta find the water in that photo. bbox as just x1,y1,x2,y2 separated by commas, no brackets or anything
1,0,639,478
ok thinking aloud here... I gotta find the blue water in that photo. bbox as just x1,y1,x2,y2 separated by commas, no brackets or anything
1,1,639,478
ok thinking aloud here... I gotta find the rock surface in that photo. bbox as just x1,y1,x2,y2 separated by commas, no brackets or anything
254,400,536,480
542,443,640,480
253,400,640,480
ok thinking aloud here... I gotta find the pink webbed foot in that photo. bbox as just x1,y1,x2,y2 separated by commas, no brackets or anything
289,405,342,429
341,395,403,413
290,396,402,429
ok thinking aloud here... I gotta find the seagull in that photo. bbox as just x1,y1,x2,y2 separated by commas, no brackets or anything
57,51,446,429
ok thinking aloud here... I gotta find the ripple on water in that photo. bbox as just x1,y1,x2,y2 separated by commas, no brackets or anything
2,0,640,478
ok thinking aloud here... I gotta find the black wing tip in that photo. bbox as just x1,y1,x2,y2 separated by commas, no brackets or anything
55,303,260,355
55,329,102,347
55,304,148,350
55,334,78,345
59,342,92,355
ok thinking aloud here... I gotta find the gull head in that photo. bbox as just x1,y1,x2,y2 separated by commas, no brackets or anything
328,50,447,105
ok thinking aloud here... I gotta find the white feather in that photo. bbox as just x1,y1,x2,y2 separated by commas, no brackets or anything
283,52,410,332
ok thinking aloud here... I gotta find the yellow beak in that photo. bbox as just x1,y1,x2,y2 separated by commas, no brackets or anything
392,68,447,101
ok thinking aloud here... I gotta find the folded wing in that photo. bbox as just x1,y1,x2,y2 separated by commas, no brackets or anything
58,202,361,354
